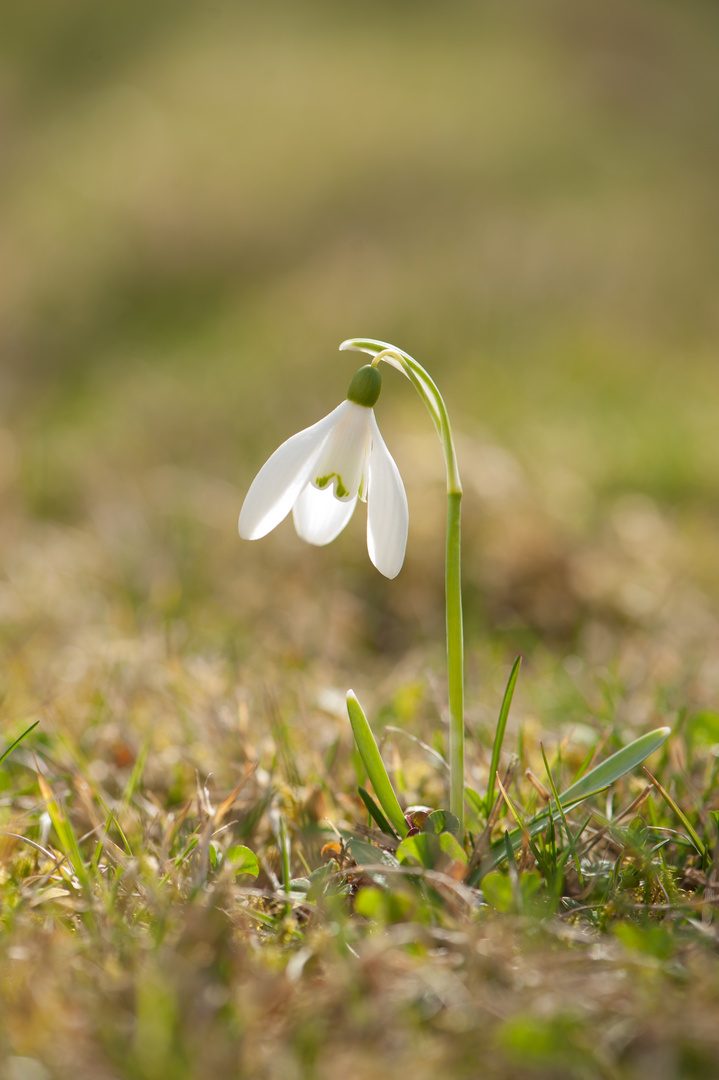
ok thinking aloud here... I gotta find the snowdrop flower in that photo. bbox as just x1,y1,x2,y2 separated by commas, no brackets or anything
239,365,408,577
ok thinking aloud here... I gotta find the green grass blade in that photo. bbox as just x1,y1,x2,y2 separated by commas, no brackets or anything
37,771,90,892
642,766,706,860
119,736,150,811
358,787,398,838
540,742,583,888
485,655,521,815
504,829,518,873
97,799,133,858
0,721,39,766
346,691,408,838
471,726,671,880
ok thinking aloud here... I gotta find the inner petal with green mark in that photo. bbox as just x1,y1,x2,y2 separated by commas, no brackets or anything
316,473,349,498
311,402,371,502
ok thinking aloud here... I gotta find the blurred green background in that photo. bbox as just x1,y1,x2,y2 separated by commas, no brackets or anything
2,0,719,683
2,10,719,1073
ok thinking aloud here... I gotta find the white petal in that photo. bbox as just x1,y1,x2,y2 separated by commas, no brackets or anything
292,483,357,545
366,414,409,578
238,402,347,540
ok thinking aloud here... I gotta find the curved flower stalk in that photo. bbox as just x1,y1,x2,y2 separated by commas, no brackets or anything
340,338,466,834
239,365,409,579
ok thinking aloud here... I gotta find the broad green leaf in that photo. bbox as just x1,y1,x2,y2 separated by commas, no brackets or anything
354,885,414,923
397,833,433,868
614,922,675,960
226,845,260,879
306,861,343,901
347,838,400,869
347,837,400,889
397,829,467,869
439,831,467,865
496,1012,581,1065
464,786,484,821
347,692,408,838
424,809,460,836
481,871,515,912
557,727,671,806
483,870,542,913
354,885,386,919
687,710,719,749
288,877,310,894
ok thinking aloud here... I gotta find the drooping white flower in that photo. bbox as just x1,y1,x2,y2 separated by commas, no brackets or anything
238,365,408,578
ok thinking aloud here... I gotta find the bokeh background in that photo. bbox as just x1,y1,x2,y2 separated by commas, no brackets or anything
2,0,719,742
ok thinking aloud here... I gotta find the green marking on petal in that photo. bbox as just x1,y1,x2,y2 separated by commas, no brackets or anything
316,474,349,498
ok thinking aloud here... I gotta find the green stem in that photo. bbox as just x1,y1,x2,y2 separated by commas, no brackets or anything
446,490,464,831
278,813,292,915
341,337,465,835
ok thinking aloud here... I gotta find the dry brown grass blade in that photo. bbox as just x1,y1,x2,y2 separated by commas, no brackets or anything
213,761,258,828
467,756,518,876
579,785,652,858
193,762,259,887
525,769,551,802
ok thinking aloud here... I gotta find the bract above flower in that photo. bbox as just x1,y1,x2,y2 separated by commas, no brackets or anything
238,366,408,578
